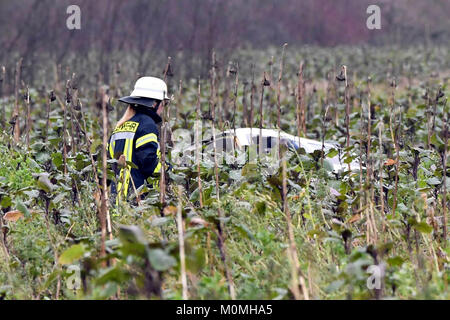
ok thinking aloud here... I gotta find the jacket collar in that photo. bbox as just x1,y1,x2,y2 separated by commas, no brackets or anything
136,107,162,124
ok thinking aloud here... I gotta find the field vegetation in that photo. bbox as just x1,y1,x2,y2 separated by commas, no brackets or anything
0,44,449,300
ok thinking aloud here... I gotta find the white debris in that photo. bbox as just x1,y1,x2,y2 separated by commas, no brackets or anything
222,128,360,173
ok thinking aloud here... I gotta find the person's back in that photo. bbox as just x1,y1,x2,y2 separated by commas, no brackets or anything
108,76,169,204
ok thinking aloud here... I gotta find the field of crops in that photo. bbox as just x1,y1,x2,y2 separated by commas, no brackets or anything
0,45,449,300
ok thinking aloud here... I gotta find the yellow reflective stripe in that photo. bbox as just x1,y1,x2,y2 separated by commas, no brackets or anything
126,137,133,162
108,140,116,159
116,167,125,200
108,142,113,158
154,161,162,174
136,133,158,148
123,169,131,197
123,138,134,197
116,139,128,198
116,138,134,199
153,147,162,174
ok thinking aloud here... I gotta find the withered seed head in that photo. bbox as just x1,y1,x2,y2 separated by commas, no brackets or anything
336,72,346,82
262,72,270,86
166,64,174,77
390,78,397,88
9,115,17,125
71,76,79,90
202,111,213,121
436,87,444,102
74,98,81,111
336,65,346,82
49,90,56,102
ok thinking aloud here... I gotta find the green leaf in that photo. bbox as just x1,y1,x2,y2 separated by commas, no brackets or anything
148,248,176,271
185,247,205,273
430,133,444,148
327,148,339,158
96,267,127,285
308,229,326,239
16,201,31,218
59,244,86,265
387,256,405,267
426,177,441,186
254,201,266,215
37,173,55,193
118,225,147,245
23,190,40,199
36,152,51,163
125,161,138,169
43,269,60,288
234,223,256,241
150,217,171,227
241,163,260,183
414,222,433,234
90,139,102,154
52,152,63,169
343,156,354,164
1,196,12,209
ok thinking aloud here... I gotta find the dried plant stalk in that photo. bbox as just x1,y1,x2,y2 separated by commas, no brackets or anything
25,86,30,148
12,58,23,142
259,72,269,159
100,89,111,259
196,80,203,208
160,57,172,210
176,185,188,299
343,65,351,172
276,43,287,160
378,120,386,225
296,61,305,146
231,63,239,133
443,101,448,247
0,66,5,128
282,153,309,300
210,51,236,300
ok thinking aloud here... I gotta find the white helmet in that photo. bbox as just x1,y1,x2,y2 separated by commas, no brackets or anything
119,76,169,108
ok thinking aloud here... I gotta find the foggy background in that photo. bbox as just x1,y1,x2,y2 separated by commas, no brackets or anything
0,0,449,86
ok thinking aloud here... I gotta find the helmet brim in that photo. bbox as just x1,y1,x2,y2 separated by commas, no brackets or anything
118,96,161,108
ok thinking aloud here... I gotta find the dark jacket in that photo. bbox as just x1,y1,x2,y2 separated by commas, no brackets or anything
108,108,162,202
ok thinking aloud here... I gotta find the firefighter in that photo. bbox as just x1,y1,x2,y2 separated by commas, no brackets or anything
108,76,169,204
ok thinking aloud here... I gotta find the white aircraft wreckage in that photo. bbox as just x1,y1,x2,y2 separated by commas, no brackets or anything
172,128,360,174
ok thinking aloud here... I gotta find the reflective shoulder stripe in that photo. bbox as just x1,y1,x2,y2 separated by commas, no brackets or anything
136,133,158,148
111,132,136,140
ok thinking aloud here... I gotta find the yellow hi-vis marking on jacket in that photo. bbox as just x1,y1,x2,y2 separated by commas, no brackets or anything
116,138,133,200
113,121,139,134
154,149,162,173
108,121,139,204
136,133,162,174
136,133,158,148
135,132,162,175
